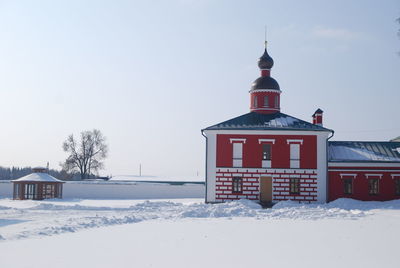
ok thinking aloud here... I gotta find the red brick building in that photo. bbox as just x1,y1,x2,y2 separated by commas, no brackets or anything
202,43,400,204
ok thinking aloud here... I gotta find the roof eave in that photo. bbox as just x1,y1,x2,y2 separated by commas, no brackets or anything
203,127,334,132
328,160,400,164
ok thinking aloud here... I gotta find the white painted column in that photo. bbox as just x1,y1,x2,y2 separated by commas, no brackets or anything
316,132,330,203
205,132,217,203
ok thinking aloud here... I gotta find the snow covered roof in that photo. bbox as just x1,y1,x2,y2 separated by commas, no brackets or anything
203,112,332,132
391,136,400,142
13,172,64,183
328,141,400,163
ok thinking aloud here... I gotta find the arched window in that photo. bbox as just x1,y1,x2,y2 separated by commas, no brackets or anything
253,96,258,108
263,96,269,107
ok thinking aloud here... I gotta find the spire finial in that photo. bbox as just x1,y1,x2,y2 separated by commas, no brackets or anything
264,25,268,49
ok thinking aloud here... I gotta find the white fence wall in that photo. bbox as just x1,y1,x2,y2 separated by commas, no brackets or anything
0,181,205,199
0,181,13,198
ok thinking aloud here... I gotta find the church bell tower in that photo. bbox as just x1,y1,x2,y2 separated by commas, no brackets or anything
249,41,281,114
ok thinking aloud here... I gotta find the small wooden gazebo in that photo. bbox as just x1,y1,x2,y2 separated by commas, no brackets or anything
12,167,65,200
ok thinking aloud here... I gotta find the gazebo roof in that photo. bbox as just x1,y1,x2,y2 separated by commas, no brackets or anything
12,172,64,183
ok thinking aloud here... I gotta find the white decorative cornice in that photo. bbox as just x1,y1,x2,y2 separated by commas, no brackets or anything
365,174,383,179
258,139,275,144
249,89,282,93
339,173,357,179
287,139,304,145
229,138,246,144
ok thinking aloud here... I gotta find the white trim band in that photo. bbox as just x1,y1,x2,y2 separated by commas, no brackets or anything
329,162,400,167
249,89,282,93
329,169,400,172
250,107,280,111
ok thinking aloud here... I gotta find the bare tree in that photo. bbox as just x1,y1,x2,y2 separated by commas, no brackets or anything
62,129,108,180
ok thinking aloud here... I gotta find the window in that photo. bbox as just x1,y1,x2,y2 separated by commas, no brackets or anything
262,144,271,160
232,142,243,167
13,184,20,199
290,143,300,168
369,179,379,195
262,144,272,168
395,179,400,195
263,96,269,107
232,177,242,193
290,178,300,194
343,179,353,195
24,183,37,199
43,184,55,199
253,96,258,108
274,95,279,108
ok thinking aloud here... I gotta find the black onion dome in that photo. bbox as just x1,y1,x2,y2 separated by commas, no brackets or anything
251,76,280,90
258,48,274,69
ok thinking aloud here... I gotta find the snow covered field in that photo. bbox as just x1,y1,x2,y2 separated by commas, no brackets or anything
1,198,400,267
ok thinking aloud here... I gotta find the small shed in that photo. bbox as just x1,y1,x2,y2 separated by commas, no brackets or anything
12,167,65,200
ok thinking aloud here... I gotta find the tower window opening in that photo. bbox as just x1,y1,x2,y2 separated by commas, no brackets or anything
254,96,258,108
275,95,279,108
263,96,269,107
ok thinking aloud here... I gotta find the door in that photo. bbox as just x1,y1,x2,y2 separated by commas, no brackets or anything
260,176,273,202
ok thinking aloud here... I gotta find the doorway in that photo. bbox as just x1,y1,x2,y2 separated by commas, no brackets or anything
260,176,273,202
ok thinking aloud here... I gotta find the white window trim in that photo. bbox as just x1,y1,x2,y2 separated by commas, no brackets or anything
287,139,303,145
290,160,300,168
233,159,243,168
339,173,357,179
289,143,301,169
365,174,383,179
229,138,246,144
258,139,275,144
262,160,272,168
391,174,400,179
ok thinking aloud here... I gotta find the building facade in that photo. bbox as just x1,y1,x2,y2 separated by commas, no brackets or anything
202,43,400,203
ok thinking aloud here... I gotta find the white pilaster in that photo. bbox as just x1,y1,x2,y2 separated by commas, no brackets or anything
316,132,330,202
205,131,217,203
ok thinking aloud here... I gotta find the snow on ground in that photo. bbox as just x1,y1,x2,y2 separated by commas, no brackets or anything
0,198,372,241
1,198,400,267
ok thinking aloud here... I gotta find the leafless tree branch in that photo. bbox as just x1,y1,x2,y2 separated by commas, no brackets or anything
61,129,108,180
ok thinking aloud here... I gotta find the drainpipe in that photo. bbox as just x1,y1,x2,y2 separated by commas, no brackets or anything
201,129,208,203
326,130,335,203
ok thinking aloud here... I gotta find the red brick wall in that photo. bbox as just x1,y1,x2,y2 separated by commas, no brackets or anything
328,167,400,201
216,134,317,169
215,168,318,203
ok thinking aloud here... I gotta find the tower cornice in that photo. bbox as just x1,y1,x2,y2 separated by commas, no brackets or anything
249,89,282,94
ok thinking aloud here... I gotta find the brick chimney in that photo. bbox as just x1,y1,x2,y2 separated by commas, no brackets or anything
312,109,323,126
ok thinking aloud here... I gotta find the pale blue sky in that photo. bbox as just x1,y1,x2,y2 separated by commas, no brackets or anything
0,0,399,178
